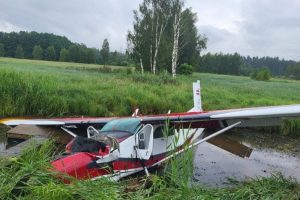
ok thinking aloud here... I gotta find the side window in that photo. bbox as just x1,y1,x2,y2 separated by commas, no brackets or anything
154,127,164,139
154,126,175,138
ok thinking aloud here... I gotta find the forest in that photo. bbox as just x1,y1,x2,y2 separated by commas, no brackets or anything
0,31,128,66
1,30,299,79
0,0,299,80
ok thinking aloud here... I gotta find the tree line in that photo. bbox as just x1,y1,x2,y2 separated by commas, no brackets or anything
0,31,127,66
126,0,299,78
0,4,299,80
198,52,299,78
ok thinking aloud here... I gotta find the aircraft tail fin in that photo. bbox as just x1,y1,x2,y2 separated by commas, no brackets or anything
189,80,202,112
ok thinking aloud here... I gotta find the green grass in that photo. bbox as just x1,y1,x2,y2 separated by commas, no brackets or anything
1,59,300,199
0,140,120,200
0,140,299,200
1,57,300,118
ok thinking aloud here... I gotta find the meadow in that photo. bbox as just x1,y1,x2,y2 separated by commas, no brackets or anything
1,57,300,118
1,57,300,199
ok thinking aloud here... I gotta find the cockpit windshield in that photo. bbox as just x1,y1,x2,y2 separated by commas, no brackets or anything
100,118,141,135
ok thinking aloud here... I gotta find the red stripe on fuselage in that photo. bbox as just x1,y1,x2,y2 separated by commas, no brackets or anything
112,153,166,171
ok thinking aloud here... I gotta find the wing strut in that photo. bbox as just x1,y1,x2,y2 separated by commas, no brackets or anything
190,121,241,147
61,127,77,138
154,121,242,166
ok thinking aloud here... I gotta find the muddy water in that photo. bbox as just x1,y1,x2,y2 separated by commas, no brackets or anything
0,125,8,151
193,129,300,186
1,125,300,186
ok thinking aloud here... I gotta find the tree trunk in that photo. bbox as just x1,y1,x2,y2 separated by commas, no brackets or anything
140,57,144,74
150,45,153,72
171,12,181,78
153,18,165,75
150,3,154,73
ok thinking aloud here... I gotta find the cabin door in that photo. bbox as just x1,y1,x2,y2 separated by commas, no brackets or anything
136,124,154,160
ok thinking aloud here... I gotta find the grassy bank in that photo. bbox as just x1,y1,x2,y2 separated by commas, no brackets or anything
0,140,299,200
1,57,300,118
1,58,300,199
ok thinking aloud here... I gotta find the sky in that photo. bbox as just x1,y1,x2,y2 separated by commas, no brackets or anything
0,0,299,61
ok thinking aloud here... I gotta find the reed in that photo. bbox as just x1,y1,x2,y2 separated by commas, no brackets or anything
0,134,299,199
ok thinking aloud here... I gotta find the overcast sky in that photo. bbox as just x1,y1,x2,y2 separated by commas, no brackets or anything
0,0,299,61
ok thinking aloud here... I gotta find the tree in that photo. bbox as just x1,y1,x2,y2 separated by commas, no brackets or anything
128,0,172,74
100,39,110,66
0,31,73,59
285,63,300,80
251,67,271,81
32,45,43,60
79,44,88,63
127,0,206,76
150,0,172,74
45,46,56,61
86,48,96,64
242,56,296,76
15,45,24,58
179,9,207,68
68,45,80,62
198,53,241,75
0,43,4,57
59,48,69,62
171,0,183,77
178,63,193,75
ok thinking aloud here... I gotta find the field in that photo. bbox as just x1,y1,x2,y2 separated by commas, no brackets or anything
1,57,300,118
1,57,300,199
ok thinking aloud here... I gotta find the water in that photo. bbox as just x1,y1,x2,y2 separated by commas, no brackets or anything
1,125,300,186
0,125,9,150
193,129,300,186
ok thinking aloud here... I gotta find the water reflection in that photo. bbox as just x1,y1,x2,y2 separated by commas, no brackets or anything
1,125,300,186
193,130,300,187
0,125,8,151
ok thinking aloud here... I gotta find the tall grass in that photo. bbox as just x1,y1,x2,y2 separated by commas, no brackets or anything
0,134,299,199
1,57,300,135
0,140,121,200
126,124,300,200
281,119,300,136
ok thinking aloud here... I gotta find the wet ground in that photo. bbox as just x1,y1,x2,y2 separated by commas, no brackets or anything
1,125,300,187
193,128,300,187
0,125,9,151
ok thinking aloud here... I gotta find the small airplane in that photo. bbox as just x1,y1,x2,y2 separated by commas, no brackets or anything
1,80,300,181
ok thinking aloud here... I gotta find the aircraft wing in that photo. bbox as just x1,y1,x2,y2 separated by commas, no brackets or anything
0,117,114,127
139,104,300,128
1,104,300,129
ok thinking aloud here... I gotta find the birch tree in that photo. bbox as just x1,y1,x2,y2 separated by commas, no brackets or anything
127,0,207,75
171,0,183,77
151,0,171,74
127,0,172,74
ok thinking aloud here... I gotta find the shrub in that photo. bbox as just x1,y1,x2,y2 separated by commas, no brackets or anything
251,67,271,81
129,71,178,85
178,63,193,75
